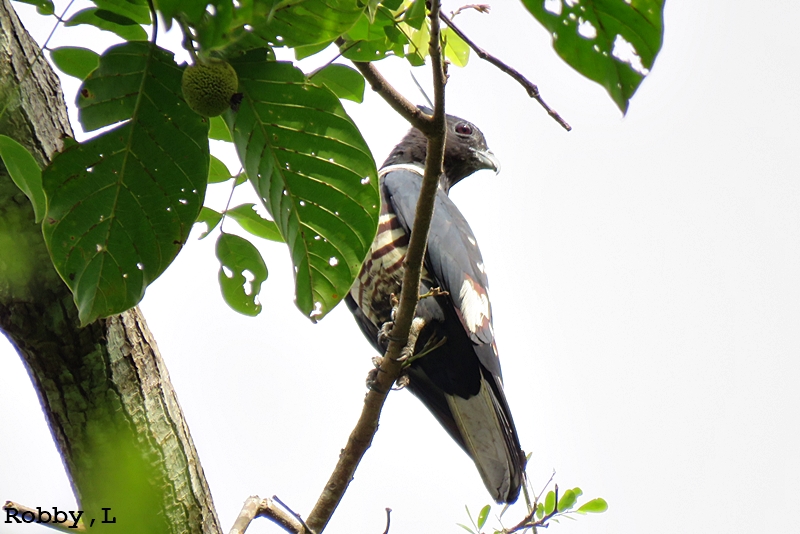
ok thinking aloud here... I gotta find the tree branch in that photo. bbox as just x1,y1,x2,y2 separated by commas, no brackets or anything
345,51,434,135
305,2,448,532
228,496,306,534
0,3,220,531
440,11,572,131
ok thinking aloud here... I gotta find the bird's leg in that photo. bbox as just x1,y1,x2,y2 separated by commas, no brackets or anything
398,336,447,366
396,316,425,362
377,294,402,348
379,287,446,348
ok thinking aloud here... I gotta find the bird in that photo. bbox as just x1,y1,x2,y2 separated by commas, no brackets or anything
346,110,527,503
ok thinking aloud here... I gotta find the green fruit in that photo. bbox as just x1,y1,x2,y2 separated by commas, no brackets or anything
181,60,238,117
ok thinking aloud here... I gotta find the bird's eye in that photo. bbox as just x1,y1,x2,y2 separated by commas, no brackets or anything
455,123,473,136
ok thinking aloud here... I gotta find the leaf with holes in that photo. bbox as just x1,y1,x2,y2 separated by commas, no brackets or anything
225,50,379,321
42,41,209,326
521,0,664,113
225,203,283,242
216,232,268,316
196,207,222,239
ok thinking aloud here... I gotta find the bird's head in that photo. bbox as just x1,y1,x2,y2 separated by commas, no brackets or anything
382,108,500,193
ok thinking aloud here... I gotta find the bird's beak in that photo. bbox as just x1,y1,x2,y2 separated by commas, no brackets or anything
473,148,501,175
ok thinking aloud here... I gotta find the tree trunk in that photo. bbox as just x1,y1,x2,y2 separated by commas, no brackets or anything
0,2,220,532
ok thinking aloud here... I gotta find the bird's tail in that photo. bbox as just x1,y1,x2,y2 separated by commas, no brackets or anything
446,375,526,503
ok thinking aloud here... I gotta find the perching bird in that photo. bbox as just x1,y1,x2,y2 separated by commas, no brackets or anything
346,111,526,503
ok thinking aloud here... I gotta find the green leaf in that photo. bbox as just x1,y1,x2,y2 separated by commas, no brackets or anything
477,505,491,530
43,42,209,325
576,498,608,514
92,0,152,25
456,524,475,534
572,487,583,498
544,490,556,515
225,203,283,242
208,155,233,183
521,0,664,114
0,135,45,222
254,0,364,48
226,51,379,321
405,21,429,63
93,8,139,26
536,502,544,519
65,8,148,41
443,27,469,67
294,41,332,61
215,232,268,316
196,207,222,239
209,116,233,141
49,46,100,81
342,8,404,62
310,64,365,103
153,0,207,25
15,0,54,15
557,489,577,512
403,0,426,30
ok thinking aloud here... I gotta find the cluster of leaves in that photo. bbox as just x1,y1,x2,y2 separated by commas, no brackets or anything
4,0,665,326
460,481,607,534
521,0,664,113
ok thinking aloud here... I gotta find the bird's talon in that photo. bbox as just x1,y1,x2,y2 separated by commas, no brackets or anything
392,375,410,390
365,369,386,392
419,287,449,299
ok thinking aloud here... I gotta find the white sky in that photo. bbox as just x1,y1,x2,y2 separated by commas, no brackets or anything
2,1,799,533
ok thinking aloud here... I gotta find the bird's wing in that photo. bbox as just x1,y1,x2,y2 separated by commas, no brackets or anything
381,167,501,379
375,165,525,503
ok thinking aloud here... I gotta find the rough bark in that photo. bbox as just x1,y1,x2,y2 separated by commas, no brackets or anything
0,2,220,532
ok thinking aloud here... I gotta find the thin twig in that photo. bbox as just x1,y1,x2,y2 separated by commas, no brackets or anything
146,0,157,44
451,4,491,18
304,2,449,532
3,501,85,533
272,495,312,534
506,483,560,533
381,508,392,534
229,496,262,534
439,12,572,131
228,495,307,534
